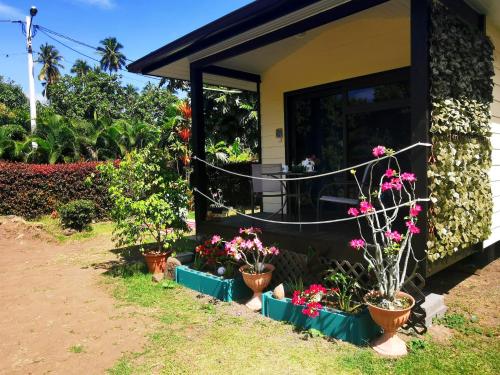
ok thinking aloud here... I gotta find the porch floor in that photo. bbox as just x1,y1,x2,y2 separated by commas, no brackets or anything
197,212,363,263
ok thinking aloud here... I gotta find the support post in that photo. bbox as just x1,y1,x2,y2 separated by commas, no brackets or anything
410,0,431,276
26,15,37,135
190,66,207,224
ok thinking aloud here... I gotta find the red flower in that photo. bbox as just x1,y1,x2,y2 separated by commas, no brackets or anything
178,128,191,142
179,101,192,119
292,290,306,305
302,302,322,318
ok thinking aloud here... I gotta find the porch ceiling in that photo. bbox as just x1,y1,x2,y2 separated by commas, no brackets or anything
146,0,410,91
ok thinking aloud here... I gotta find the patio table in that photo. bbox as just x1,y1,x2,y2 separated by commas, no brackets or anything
262,170,317,231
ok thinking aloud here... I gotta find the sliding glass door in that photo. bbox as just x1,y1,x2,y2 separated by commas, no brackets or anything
285,68,411,214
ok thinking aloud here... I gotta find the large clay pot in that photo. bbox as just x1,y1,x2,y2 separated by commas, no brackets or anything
143,253,167,274
239,264,275,311
365,291,415,357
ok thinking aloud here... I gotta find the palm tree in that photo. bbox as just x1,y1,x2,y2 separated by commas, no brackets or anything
71,59,91,77
97,37,127,73
36,43,64,98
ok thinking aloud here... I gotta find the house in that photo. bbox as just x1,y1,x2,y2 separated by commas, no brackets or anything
129,0,500,277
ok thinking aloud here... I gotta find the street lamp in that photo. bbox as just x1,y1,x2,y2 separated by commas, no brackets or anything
26,6,38,149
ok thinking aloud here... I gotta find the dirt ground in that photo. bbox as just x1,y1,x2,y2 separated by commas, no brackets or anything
0,217,154,375
0,216,498,374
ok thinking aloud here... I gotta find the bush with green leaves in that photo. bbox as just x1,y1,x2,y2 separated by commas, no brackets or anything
98,147,190,254
58,199,95,231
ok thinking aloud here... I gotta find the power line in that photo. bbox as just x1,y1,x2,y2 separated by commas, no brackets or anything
35,25,98,51
35,27,160,84
37,27,100,63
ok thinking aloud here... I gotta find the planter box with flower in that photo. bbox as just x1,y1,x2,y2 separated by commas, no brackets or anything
262,271,380,345
177,228,280,307
175,235,250,302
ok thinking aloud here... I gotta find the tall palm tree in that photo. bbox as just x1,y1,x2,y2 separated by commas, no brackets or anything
97,37,127,74
71,59,91,77
36,43,64,98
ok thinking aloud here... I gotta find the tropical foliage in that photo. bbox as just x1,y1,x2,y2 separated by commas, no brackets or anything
97,37,127,73
36,43,64,98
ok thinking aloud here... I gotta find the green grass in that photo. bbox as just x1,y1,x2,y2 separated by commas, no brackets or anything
106,266,500,375
36,215,115,243
69,344,85,354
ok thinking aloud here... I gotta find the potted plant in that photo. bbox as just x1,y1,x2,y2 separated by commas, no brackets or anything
98,146,190,274
346,145,422,357
225,227,280,310
207,188,229,220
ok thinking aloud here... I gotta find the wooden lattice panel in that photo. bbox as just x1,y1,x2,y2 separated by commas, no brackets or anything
270,249,308,286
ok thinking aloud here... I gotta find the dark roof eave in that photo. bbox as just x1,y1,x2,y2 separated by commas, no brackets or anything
127,0,321,74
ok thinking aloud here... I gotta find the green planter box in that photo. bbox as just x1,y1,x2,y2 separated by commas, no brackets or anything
261,291,380,345
175,265,251,302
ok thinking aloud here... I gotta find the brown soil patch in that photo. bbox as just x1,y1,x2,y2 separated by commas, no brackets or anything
0,217,153,375
429,257,500,329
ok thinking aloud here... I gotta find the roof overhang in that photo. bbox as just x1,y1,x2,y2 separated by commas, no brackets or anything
128,0,394,90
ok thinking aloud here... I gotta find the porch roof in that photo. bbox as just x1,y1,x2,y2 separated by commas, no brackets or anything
127,0,394,91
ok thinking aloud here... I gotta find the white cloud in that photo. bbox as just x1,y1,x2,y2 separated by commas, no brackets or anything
75,0,115,9
0,2,23,19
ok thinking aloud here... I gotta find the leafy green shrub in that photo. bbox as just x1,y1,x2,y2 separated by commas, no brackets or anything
98,146,190,254
0,161,111,219
58,199,95,231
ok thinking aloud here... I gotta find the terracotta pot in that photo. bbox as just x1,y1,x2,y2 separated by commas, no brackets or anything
239,264,275,311
143,253,167,274
365,291,415,357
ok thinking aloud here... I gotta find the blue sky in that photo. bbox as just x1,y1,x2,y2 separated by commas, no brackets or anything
0,0,252,99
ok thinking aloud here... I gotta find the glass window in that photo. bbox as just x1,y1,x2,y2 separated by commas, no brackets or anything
348,82,409,105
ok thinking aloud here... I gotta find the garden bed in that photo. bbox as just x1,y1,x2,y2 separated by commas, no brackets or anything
175,265,252,302
261,291,380,345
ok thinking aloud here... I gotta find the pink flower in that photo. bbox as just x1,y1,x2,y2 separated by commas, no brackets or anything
401,172,416,182
390,178,402,191
385,230,402,242
211,235,221,244
410,204,422,217
359,201,374,214
384,168,396,178
372,146,386,158
349,239,365,250
268,246,280,256
381,182,394,192
347,207,359,217
406,221,420,234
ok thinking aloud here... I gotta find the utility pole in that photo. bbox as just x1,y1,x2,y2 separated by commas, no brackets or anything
26,6,37,137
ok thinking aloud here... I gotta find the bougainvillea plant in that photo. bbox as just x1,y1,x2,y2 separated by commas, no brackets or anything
225,227,280,274
347,145,423,308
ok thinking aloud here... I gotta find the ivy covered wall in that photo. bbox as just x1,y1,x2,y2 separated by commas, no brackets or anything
427,1,495,261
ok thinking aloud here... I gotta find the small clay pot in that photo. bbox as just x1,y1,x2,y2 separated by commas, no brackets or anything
239,264,275,311
143,252,167,274
364,291,415,357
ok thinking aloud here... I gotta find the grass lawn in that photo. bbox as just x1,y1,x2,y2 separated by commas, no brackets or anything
35,215,115,243
105,266,500,375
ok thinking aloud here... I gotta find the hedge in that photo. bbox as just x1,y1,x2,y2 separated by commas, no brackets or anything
0,161,112,219
427,0,494,261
